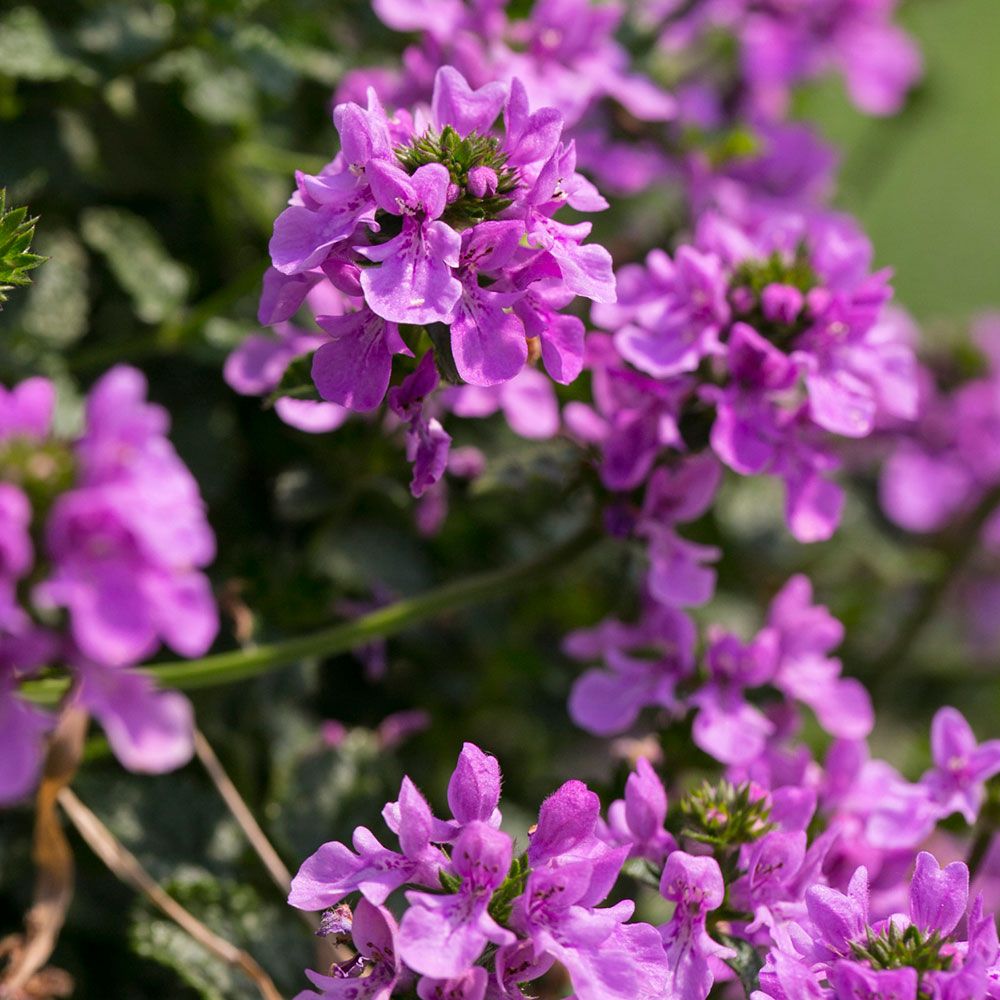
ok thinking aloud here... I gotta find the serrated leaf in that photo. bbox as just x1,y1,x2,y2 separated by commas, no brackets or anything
0,189,46,306
81,206,190,322
0,7,97,83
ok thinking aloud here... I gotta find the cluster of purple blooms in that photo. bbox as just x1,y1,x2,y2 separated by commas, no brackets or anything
291,724,1000,999
649,0,922,123
337,0,677,197
0,367,217,804
237,63,616,497
881,313,1000,649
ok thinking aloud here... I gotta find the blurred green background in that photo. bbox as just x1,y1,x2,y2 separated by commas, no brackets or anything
808,0,1000,321
0,0,998,997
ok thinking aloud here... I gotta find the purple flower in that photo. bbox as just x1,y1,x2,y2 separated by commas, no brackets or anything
690,626,779,765
0,368,217,795
658,851,734,1000
388,353,453,498
447,222,527,387
312,307,411,412
294,899,402,1000
446,367,560,440
447,741,502,828
359,161,463,326
767,575,873,741
613,247,729,379
0,376,54,441
398,821,515,978
258,63,615,478
921,707,1000,825
566,604,696,736
0,614,56,805
605,757,676,865
510,860,668,1000
416,968,486,1000
289,775,444,910
224,321,349,433
38,367,217,667
74,660,195,773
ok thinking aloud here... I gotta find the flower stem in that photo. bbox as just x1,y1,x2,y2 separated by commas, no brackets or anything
22,521,602,704
58,787,285,1000
872,482,1000,680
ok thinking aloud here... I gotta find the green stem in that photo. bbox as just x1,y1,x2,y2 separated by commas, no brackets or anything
966,825,993,882
22,522,602,705
872,482,1000,679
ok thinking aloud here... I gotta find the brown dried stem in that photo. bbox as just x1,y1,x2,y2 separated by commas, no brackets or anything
56,788,284,1000
193,730,317,931
0,709,87,1000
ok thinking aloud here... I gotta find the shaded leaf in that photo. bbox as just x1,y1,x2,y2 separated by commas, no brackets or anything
80,206,190,323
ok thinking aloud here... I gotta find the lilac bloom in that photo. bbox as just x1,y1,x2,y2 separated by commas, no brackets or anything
0,376,54,440
257,267,324,325
908,850,969,937
827,962,917,999
512,281,585,385
613,247,729,379
658,852,734,1000
921,707,1000,825
293,899,402,1000
767,575,873,741
359,161,463,326
490,940,555,1000
510,861,668,1000
804,864,871,962
448,222,527,386
398,822,515,977
416,968,487,1000
74,661,194,773
0,616,56,805
224,321,349,433
447,367,559,440
270,89,391,274
0,483,33,585
289,776,444,910
728,830,809,946
566,604,696,736
605,757,676,864
431,66,506,139
447,741,502,828
690,626,779,765
528,779,603,867
36,367,217,667
638,457,723,609
388,353,453,498
312,307,411,411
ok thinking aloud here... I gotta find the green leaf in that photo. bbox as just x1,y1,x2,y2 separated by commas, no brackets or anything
81,206,191,323
0,188,46,307
20,229,89,345
147,48,257,126
0,7,96,83
718,933,764,997
268,354,323,404
130,872,307,1000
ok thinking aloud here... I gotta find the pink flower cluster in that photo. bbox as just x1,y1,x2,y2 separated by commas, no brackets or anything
291,720,1000,999
0,367,217,804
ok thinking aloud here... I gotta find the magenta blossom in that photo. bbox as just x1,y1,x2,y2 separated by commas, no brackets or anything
0,368,217,803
